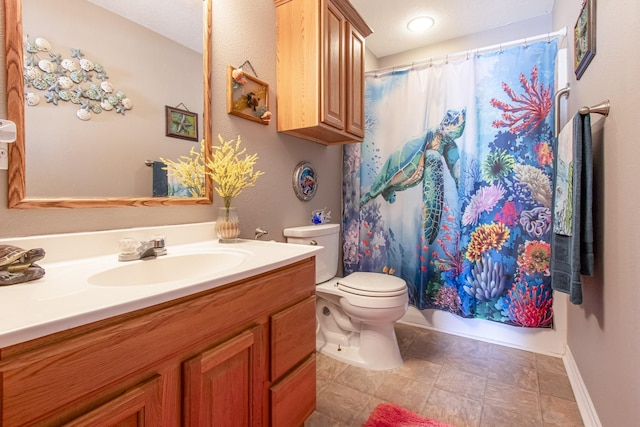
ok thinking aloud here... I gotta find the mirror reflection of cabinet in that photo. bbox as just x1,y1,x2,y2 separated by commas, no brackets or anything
4,0,213,208
274,0,371,145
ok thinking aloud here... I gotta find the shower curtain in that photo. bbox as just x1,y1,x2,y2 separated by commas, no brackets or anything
343,40,557,328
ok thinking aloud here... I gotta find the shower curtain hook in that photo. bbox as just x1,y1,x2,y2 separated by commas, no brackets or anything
524,37,528,48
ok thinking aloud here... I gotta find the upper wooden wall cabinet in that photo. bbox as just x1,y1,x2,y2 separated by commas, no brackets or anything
274,0,372,145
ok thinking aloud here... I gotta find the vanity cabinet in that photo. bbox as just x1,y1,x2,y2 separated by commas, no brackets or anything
0,258,316,427
274,0,372,145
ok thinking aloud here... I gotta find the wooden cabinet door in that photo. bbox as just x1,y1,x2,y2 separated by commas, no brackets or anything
345,21,365,138
270,354,316,427
62,376,163,427
322,0,346,130
270,296,316,380
183,326,264,427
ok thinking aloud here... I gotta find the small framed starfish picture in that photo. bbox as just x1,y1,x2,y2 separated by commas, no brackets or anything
165,105,199,141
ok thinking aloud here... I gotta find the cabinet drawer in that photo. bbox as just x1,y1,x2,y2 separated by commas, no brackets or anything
270,354,316,427
270,296,316,380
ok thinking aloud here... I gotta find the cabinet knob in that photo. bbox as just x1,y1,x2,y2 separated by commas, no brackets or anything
310,240,318,246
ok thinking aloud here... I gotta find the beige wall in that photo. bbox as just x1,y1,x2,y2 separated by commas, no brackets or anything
0,0,343,240
552,1,640,425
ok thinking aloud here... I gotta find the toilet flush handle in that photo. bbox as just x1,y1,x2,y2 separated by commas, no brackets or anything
310,240,318,245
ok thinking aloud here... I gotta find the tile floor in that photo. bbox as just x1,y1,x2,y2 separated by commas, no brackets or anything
305,323,584,427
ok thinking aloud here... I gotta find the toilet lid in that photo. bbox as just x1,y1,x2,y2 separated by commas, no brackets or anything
337,272,407,297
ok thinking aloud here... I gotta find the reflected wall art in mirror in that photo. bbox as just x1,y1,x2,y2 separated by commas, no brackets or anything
5,0,213,208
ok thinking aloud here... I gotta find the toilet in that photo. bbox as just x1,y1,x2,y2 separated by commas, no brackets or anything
284,223,408,370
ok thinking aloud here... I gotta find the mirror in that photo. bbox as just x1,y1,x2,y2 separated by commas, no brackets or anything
5,0,213,208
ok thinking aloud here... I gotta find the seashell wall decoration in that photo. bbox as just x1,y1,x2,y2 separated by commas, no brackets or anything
22,35,133,121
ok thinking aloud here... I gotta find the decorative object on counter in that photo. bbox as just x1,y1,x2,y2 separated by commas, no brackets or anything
227,61,271,125
207,134,264,242
165,104,199,141
311,207,331,224
159,140,206,197
0,245,46,285
574,0,596,79
292,161,318,201
215,207,241,242
23,36,133,121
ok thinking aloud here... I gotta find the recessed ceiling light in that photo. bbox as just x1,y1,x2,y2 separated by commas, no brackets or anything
407,16,435,33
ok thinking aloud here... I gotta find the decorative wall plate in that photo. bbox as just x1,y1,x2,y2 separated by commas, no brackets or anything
292,161,318,201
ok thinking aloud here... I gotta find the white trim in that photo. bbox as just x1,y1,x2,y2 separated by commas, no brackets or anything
564,346,602,427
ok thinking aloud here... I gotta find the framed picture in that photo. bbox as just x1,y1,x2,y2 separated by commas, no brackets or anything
165,106,198,141
227,66,270,125
574,0,596,80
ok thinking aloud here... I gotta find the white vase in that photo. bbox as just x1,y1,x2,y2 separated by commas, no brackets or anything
215,206,240,242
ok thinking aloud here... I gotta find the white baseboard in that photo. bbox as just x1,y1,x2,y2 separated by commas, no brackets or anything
563,346,602,427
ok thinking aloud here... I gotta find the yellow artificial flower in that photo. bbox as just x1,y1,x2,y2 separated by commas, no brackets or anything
159,135,263,206
159,142,206,197
206,134,264,209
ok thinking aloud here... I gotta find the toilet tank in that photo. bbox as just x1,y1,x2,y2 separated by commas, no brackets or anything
283,223,339,284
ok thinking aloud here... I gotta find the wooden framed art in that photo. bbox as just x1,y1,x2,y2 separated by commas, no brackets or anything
227,66,271,125
574,0,596,80
165,106,199,141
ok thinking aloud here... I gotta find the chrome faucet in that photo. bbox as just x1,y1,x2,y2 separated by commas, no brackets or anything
118,236,167,261
254,227,268,240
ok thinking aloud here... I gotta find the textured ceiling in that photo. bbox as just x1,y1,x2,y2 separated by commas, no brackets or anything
350,0,555,58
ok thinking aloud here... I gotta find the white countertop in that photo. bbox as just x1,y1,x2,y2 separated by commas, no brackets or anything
0,222,322,348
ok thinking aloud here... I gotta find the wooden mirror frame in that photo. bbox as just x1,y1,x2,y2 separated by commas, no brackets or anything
4,0,213,208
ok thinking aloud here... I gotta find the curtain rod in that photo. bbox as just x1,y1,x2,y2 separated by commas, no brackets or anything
367,27,567,77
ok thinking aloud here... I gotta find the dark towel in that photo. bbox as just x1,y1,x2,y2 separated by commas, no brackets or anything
152,161,168,197
550,113,595,304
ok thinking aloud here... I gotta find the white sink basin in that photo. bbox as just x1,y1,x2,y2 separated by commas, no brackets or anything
88,251,249,286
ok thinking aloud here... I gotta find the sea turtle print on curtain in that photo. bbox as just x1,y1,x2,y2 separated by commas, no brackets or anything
343,40,557,328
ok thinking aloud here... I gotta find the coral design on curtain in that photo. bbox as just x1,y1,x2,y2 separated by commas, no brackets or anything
343,40,557,328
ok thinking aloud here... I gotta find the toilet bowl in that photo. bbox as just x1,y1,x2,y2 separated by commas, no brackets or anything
284,224,408,370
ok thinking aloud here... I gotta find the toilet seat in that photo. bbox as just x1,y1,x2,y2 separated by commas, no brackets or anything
317,273,408,309
337,272,406,297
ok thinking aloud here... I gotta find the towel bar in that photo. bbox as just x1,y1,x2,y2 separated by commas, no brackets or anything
554,85,571,137
579,100,610,116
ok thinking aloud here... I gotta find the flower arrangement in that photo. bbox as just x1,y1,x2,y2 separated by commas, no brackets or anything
160,134,263,206
206,134,264,210
159,142,206,197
